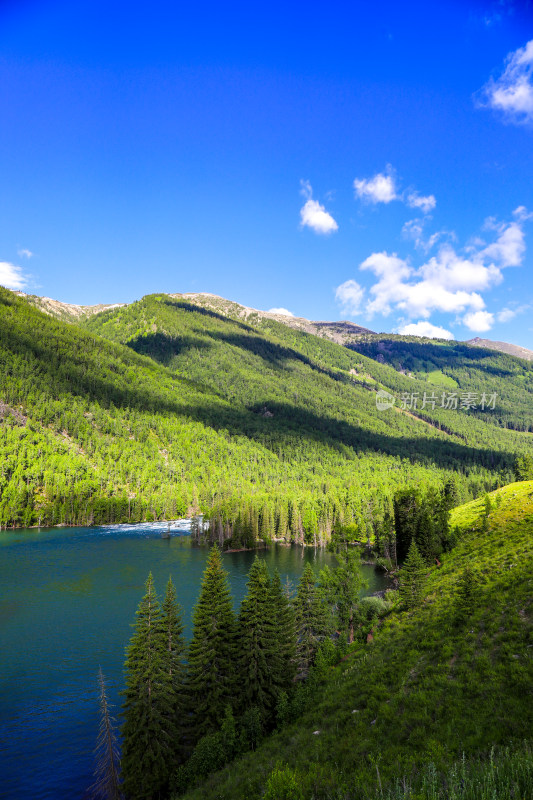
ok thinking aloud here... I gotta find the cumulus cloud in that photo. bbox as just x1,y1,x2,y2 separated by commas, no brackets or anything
354,166,398,204
299,180,338,235
268,307,294,316
406,192,437,214
354,166,436,215
398,321,454,340
17,248,33,259
479,39,533,123
0,261,28,290
335,208,530,330
463,310,495,332
335,279,365,316
480,217,526,267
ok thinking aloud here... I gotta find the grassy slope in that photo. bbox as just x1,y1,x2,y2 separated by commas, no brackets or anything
179,482,533,799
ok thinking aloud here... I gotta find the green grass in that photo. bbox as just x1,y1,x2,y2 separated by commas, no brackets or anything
177,482,533,799
425,369,458,388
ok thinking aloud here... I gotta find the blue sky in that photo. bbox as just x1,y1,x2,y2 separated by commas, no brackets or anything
1,0,533,346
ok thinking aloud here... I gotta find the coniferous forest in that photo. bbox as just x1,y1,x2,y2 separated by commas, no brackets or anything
2,287,533,551
2,288,533,800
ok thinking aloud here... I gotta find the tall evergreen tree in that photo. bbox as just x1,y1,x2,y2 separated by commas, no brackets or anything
319,549,365,643
238,557,281,722
89,667,124,800
399,540,427,610
187,546,237,742
455,565,478,624
270,570,297,691
121,573,172,800
158,577,187,773
294,563,328,677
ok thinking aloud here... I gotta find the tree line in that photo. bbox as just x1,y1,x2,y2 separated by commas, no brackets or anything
92,544,398,800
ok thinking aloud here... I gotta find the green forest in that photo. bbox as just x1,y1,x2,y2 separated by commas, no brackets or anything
2,288,533,799
2,287,533,542
91,481,533,800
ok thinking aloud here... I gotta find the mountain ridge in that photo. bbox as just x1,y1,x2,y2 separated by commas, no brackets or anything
467,336,533,362
15,289,533,358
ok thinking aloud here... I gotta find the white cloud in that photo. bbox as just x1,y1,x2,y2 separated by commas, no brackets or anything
398,321,454,340
402,218,425,245
299,180,338,235
480,39,533,123
0,261,28,290
402,218,453,252
406,192,437,214
350,209,530,323
420,246,502,292
354,167,436,214
497,304,530,323
358,250,486,319
354,166,397,204
17,248,33,259
463,310,495,332
334,279,365,316
480,220,526,267
268,307,294,316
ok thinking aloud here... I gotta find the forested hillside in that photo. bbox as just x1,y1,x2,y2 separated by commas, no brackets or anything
1,287,533,533
348,333,533,432
177,481,533,800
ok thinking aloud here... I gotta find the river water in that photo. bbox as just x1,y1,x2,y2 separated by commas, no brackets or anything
0,521,388,799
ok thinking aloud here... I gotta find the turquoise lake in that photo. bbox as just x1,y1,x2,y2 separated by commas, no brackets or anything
0,521,389,799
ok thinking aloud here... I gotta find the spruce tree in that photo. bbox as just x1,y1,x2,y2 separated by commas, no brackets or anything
270,569,297,692
89,667,124,800
294,563,327,677
238,557,281,723
121,573,172,800
187,545,237,742
455,565,478,624
319,549,365,643
399,540,427,610
158,577,187,773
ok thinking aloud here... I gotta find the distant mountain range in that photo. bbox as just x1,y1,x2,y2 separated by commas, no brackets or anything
16,290,533,359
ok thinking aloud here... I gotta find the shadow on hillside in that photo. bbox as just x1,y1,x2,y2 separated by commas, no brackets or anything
160,298,257,332
126,325,345,383
2,299,516,474
176,397,512,473
348,340,520,378
127,332,212,365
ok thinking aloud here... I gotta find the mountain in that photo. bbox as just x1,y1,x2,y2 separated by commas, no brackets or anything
14,291,125,321
467,336,533,362
2,287,533,532
20,288,375,343
346,332,533,433
179,480,533,800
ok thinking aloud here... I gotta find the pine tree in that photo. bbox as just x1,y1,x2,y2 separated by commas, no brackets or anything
270,569,297,692
294,563,327,677
187,546,237,742
121,573,172,800
399,540,427,610
455,565,478,624
89,667,124,800
238,557,281,723
158,576,187,772
319,549,365,643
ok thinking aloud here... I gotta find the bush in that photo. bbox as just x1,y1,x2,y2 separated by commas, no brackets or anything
263,763,304,800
